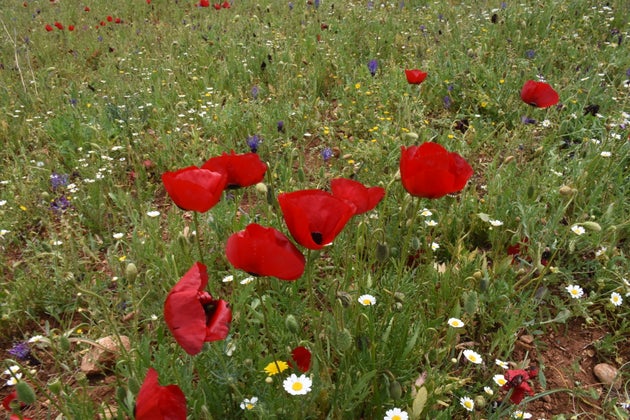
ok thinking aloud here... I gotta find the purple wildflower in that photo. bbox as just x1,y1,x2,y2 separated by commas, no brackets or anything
521,116,537,125
277,120,285,133
368,59,378,77
247,135,261,153
51,195,71,213
50,173,69,190
321,147,333,162
443,95,452,109
289,2,293,10
314,0,320,8
501,2,507,9
251,85,259,100
526,49,536,59
8,342,30,360
626,68,630,78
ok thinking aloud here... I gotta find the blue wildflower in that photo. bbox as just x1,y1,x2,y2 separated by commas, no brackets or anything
368,59,378,77
247,135,261,153
321,148,333,162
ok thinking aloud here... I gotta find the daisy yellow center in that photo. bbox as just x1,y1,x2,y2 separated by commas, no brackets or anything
362,299,371,305
245,404,254,410
571,289,579,295
464,401,473,408
468,355,477,362
292,382,303,391
392,416,401,420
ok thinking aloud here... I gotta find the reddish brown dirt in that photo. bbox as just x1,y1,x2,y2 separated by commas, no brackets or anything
511,318,628,418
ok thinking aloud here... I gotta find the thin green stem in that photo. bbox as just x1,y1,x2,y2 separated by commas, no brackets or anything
192,212,205,266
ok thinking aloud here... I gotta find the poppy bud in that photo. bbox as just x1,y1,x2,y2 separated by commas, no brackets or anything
47,378,62,394
285,314,300,334
581,221,601,232
389,380,403,400
474,395,487,408
376,242,389,262
125,262,138,281
559,185,576,196
335,328,353,352
16,381,36,404
255,182,267,194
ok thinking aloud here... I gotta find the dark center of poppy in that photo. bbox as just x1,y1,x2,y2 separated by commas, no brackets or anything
311,232,323,245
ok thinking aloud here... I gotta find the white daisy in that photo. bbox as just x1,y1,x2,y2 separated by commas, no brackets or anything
358,294,376,306
571,225,585,235
460,396,474,411
240,397,258,410
610,292,623,306
493,374,507,386
283,374,312,395
495,359,509,369
463,349,483,364
146,210,160,218
384,407,408,420
566,284,584,299
447,318,464,328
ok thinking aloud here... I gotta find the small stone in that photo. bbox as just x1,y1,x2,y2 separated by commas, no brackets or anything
593,363,620,388
519,334,534,344
80,336,131,375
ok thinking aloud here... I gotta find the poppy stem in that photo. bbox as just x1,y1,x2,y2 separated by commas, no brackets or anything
192,212,206,266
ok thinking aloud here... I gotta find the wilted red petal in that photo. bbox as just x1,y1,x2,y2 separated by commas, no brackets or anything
162,166,227,212
290,346,312,372
520,80,559,108
404,69,428,84
205,299,232,341
135,368,187,420
278,190,355,250
164,262,209,355
226,223,305,280
201,151,267,189
400,142,473,199
502,369,535,404
330,178,385,215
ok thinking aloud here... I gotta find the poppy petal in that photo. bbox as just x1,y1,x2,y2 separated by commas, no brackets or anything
164,262,209,355
202,151,267,189
400,143,473,199
330,178,385,215
520,80,559,108
205,299,232,341
226,223,305,280
135,368,187,420
404,69,428,84
278,190,355,250
162,166,227,212
290,346,312,372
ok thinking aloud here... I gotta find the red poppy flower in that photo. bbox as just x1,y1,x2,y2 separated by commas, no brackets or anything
213,3,221,9
115,17,122,24
330,178,385,215
221,1,230,8
199,0,210,6
502,367,537,404
106,16,113,22
404,69,428,84
162,166,227,212
164,262,232,355
2,390,22,411
135,368,187,420
289,346,312,372
68,25,75,31
226,223,305,281
278,190,355,250
399,142,473,199
54,21,63,30
201,151,267,189
520,80,559,108
45,24,54,32
84,6,90,11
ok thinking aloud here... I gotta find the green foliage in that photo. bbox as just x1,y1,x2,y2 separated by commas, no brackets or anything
0,0,628,418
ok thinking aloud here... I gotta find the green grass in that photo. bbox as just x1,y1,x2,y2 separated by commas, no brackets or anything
1,0,629,418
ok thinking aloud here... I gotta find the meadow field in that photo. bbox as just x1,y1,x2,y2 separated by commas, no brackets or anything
0,0,629,418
